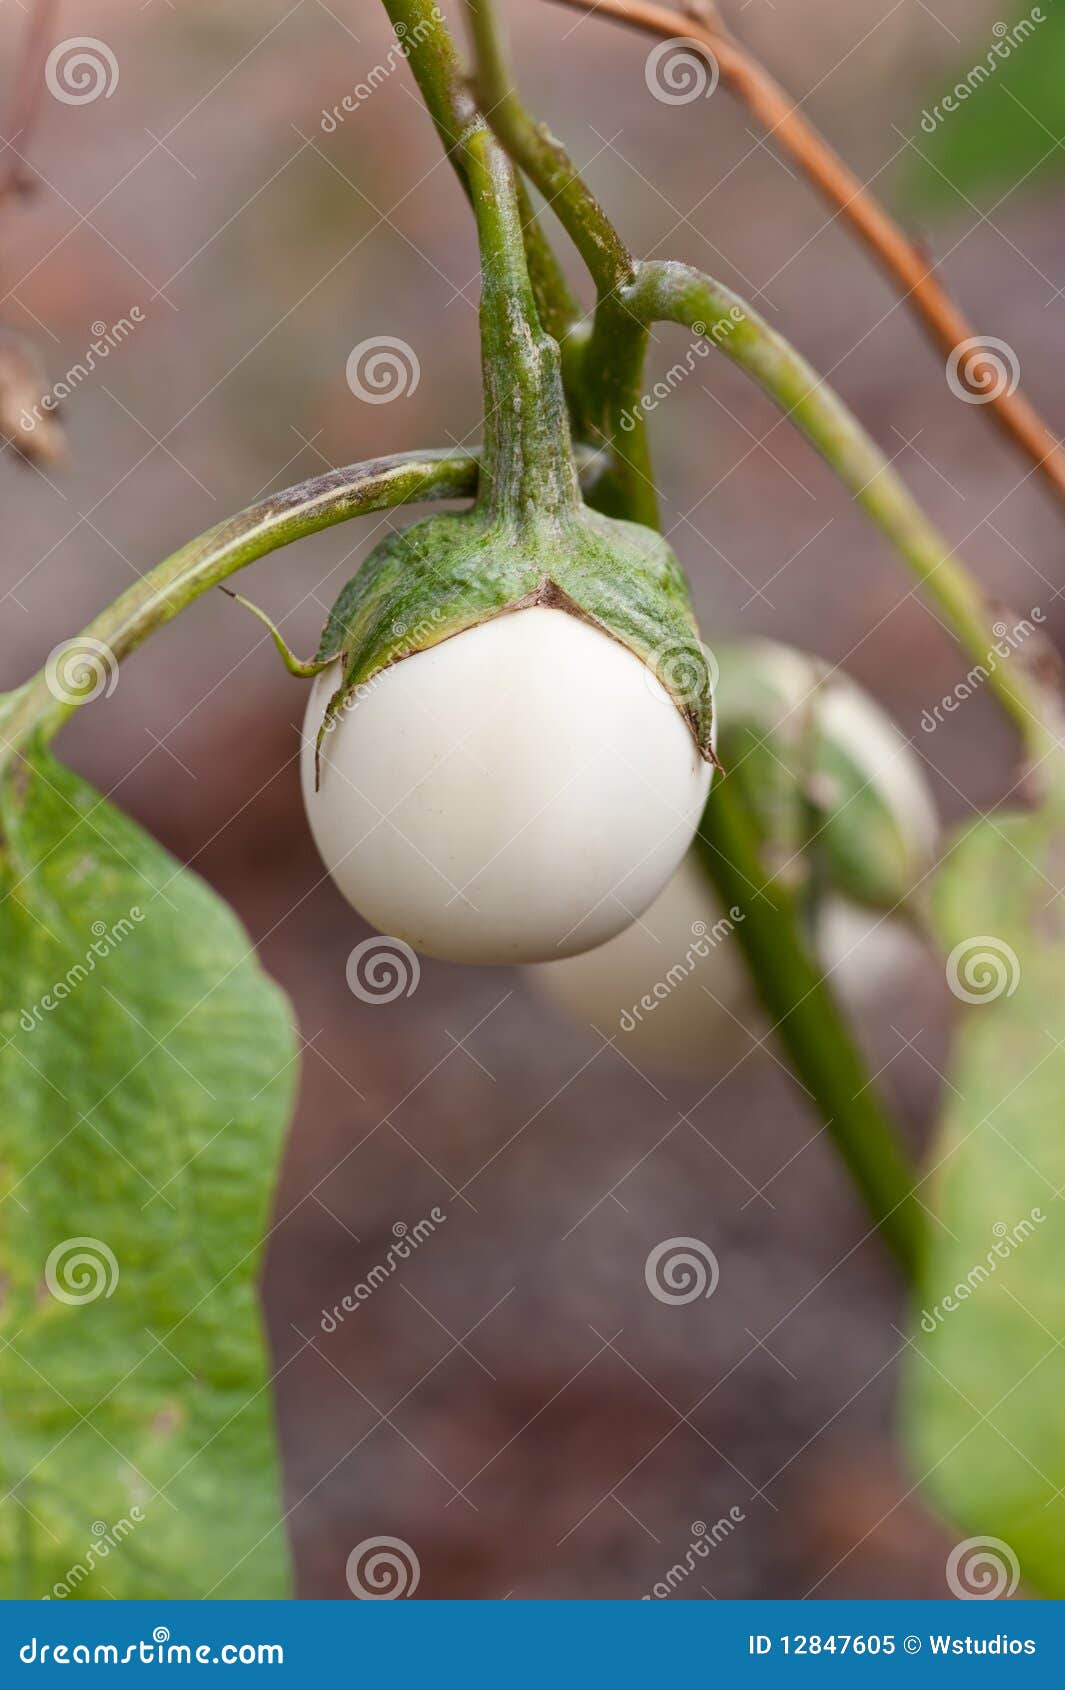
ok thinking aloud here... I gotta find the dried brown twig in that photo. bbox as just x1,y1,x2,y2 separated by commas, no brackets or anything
546,0,1065,511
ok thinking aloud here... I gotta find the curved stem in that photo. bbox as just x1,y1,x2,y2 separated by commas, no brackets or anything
630,259,1058,762
466,0,634,294
380,0,580,354
695,777,924,1281
547,0,1065,515
0,450,480,761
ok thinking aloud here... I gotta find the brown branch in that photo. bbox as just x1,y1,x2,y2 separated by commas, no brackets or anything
545,0,1065,512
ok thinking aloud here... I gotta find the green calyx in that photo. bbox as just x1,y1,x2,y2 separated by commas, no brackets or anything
313,502,715,764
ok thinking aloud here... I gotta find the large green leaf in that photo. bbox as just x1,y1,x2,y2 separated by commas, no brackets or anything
904,792,1065,1596
900,1,1065,212
0,748,296,1598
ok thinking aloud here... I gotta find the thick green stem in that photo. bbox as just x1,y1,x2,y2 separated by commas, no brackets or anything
464,0,658,526
630,259,1057,762
463,127,581,525
0,451,480,761
381,0,580,527
696,776,925,1280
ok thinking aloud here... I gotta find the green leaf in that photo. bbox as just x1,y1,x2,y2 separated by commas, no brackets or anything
0,748,297,1599
904,788,1065,1597
899,3,1065,213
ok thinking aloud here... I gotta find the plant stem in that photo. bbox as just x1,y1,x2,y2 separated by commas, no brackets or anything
464,0,658,526
463,125,582,524
380,0,580,526
380,0,579,352
514,174,582,345
546,0,1065,515
695,775,925,1281
630,259,1058,762
0,450,480,761
465,0,633,294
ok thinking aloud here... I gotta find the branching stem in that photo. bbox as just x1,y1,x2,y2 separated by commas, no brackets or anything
629,260,1058,762
547,0,1065,512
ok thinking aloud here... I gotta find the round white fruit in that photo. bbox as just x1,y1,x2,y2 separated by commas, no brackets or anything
301,606,712,964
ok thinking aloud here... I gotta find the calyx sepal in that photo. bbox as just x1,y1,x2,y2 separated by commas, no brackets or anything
312,505,716,768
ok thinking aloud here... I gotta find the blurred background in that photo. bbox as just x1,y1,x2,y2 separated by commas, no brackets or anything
2,0,1062,1598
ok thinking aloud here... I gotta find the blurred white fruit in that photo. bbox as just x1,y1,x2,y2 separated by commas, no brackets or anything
717,639,939,910
302,607,712,964
529,856,929,1072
